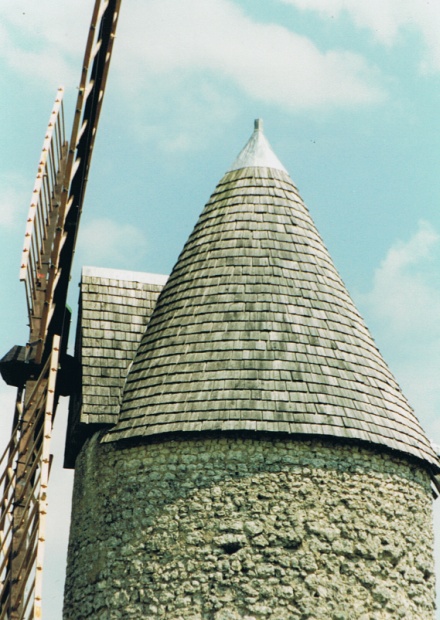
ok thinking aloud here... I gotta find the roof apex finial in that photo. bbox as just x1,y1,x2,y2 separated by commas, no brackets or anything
227,119,287,173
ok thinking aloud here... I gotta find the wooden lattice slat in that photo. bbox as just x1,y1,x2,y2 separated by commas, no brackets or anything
19,89,67,365
1,1,122,617
0,338,60,620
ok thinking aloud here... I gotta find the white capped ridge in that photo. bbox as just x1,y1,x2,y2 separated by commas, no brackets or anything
228,119,287,173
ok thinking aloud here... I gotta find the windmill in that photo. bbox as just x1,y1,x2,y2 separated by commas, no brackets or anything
0,1,121,617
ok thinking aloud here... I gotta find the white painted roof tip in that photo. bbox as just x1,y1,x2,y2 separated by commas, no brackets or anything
228,118,287,173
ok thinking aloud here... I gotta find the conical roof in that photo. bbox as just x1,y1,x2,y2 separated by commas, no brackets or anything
104,121,439,471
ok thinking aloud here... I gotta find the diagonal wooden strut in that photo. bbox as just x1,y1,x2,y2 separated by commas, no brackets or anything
41,0,122,363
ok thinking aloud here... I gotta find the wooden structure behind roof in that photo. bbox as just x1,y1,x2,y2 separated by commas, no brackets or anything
64,267,167,468
0,1,121,617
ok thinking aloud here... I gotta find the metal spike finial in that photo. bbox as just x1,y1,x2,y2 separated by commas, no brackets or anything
228,119,287,172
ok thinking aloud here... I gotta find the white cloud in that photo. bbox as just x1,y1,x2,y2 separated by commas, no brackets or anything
0,0,387,156
358,221,440,438
0,0,386,110
114,0,386,113
0,174,31,229
362,221,440,334
0,187,20,228
281,0,440,73
76,217,148,269
0,1,88,53
0,2,89,89
128,76,239,152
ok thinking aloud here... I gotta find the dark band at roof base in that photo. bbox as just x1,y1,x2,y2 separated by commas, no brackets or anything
103,122,440,472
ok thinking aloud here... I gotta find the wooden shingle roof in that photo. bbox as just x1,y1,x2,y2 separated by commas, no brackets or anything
64,266,166,466
103,124,440,471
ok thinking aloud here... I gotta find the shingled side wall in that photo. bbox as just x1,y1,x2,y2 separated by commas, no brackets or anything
63,435,435,620
64,267,166,467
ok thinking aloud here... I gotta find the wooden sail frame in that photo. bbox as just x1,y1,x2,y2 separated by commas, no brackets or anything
42,0,122,359
0,0,122,617
0,337,60,620
19,89,67,366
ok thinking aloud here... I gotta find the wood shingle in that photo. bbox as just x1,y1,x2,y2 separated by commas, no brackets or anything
102,123,440,472
64,266,166,466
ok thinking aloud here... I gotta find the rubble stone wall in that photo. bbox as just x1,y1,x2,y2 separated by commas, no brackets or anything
63,434,436,620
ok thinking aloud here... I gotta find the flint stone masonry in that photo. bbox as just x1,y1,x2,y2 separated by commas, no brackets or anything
63,435,435,619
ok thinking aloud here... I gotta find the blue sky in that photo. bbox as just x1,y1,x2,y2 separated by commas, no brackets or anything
1,0,440,617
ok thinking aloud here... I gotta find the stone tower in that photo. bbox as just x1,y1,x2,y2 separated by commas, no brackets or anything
63,121,440,619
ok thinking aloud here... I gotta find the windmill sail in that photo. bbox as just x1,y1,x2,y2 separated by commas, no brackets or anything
0,0,121,617
45,0,121,356
0,337,60,620
19,88,68,366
